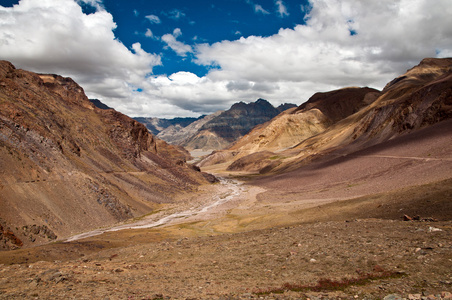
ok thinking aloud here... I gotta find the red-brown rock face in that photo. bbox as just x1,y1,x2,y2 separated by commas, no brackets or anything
0,61,208,249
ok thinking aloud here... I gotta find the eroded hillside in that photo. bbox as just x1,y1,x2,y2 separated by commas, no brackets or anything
0,61,211,249
200,58,452,174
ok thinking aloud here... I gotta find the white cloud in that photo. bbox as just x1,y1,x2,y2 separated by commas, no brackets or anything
254,4,270,15
0,0,161,106
275,0,289,17
145,14,161,24
161,29,193,57
0,0,451,118
167,9,185,20
189,0,452,106
145,28,153,38
172,28,182,38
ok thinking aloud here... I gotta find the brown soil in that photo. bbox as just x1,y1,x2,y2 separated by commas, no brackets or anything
0,176,451,299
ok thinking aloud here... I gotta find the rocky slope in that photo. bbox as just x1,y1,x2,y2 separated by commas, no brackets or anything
136,100,296,152
0,61,211,250
177,99,296,151
134,116,203,136
156,110,223,148
199,58,452,174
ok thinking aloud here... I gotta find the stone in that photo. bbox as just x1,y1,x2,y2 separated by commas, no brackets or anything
428,226,442,232
403,215,413,221
384,294,402,300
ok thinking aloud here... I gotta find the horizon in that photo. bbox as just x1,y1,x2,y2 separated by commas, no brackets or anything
0,0,451,118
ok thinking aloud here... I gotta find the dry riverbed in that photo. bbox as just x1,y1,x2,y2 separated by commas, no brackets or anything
0,176,451,299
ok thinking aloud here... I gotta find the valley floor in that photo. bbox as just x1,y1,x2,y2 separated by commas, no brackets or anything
0,122,451,299
0,175,451,299
0,218,451,299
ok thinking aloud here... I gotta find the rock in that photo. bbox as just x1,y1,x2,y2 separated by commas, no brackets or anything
428,226,443,232
441,292,452,299
408,294,422,300
384,294,402,300
403,214,413,221
49,271,67,283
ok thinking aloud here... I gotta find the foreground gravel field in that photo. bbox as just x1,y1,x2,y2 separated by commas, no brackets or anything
1,218,451,299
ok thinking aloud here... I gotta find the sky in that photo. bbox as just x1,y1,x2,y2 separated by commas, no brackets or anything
0,0,451,118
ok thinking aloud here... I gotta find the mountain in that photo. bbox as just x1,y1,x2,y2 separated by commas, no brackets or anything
156,110,223,147
133,116,204,135
161,99,297,151
0,61,213,250
89,99,112,110
199,58,452,174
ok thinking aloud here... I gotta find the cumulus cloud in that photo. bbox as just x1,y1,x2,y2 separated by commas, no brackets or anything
145,14,161,24
0,0,161,107
0,0,451,118
246,0,270,15
142,0,452,117
76,0,103,10
191,0,452,105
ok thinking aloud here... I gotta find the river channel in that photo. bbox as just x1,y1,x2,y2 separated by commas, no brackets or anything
66,178,244,242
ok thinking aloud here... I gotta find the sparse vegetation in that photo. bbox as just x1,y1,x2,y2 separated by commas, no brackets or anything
254,267,406,295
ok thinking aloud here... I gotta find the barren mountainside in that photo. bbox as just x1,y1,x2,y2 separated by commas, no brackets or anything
156,110,223,148
173,99,296,151
0,59,451,300
0,61,211,250
199,58,452,174
133,116,204,136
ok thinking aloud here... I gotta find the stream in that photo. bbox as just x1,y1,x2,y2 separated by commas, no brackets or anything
66,178,244,242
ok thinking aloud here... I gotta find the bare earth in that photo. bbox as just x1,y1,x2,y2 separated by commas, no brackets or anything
0,123,451,299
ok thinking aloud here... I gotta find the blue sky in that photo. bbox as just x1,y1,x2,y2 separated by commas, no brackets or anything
99,0,310,77
1,0,451,118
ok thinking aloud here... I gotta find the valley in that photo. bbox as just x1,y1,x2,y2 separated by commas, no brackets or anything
0,58,451,299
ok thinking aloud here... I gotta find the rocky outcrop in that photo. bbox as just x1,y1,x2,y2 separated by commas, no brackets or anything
0,60,210,249
200,99,290,143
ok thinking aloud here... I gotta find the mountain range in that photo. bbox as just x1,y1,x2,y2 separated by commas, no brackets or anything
1,57,451,249
135,99,296,151
199,58,452,174
0,58,451,298
0,61,213,250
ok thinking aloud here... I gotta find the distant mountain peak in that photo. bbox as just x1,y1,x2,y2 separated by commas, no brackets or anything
152,98,297,151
